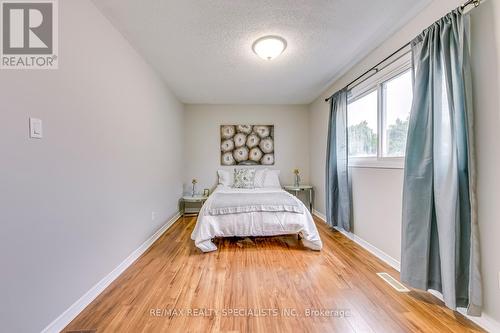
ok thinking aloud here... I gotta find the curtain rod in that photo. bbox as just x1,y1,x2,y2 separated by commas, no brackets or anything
325,0,481,102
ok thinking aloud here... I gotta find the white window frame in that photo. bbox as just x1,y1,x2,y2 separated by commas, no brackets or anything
347,55,412,169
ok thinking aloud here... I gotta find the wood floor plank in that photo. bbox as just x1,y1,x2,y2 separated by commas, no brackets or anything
63,216,485,333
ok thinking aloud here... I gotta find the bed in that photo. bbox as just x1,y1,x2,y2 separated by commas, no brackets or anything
191,171,323,252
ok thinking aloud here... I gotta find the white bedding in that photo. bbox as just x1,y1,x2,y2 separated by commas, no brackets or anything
208,190,303,215
191,186,323,252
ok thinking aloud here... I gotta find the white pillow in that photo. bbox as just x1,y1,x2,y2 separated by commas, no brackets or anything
263,169,281,188
254,169,267,188
217,169,233,187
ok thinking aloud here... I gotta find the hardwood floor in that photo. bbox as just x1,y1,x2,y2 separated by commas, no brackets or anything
64,216,484,333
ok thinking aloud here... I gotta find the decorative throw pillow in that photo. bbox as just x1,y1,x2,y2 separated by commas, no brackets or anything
233,169,256,189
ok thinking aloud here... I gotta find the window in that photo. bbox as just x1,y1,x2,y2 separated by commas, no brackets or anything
347,60,413,168
348,90,378,157
383,71,412,157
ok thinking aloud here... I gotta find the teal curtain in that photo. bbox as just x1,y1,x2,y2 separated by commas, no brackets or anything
326,88,351,231
401,8,481,315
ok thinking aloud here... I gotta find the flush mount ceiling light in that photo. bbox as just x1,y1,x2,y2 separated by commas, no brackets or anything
252,35,287,60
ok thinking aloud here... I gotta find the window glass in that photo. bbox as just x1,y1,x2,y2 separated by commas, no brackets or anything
383,70,412,157
348,90,378,157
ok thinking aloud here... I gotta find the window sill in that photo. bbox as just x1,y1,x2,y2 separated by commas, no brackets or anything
348,157,404,170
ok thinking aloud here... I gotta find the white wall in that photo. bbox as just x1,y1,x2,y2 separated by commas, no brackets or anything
349,168,404,262
183,104,309,193
308,0,500,325
0,1,184,332
470,0,500,325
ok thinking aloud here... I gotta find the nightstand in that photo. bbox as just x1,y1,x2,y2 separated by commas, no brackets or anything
180,195,208,217
283,185,314,212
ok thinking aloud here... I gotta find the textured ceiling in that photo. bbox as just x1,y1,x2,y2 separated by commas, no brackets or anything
92,0,430,104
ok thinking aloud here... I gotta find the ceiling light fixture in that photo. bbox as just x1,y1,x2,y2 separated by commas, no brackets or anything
252,35,287,60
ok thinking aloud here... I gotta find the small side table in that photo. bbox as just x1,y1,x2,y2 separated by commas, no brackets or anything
180,195,208,217
283,185,314,212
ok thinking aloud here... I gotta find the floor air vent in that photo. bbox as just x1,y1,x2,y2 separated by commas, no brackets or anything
376,272,410,292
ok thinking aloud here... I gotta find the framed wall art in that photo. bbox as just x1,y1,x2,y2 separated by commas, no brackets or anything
220,125,274,166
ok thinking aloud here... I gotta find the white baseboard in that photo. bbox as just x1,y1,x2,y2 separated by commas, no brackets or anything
41,212,181,333
312,209,327,223
429,290,500,333
312,209,400,271
458,311,500,333
313,209,500,333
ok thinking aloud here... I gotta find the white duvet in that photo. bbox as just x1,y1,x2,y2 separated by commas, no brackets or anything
191,186,323,252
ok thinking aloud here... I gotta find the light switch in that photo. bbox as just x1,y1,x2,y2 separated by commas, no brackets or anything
29,118,42,139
